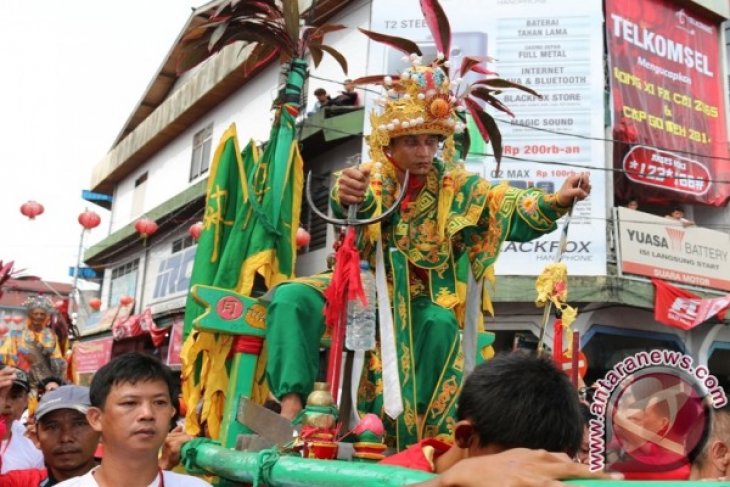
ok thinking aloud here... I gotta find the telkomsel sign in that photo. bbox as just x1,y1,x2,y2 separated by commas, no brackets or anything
607,0,730,206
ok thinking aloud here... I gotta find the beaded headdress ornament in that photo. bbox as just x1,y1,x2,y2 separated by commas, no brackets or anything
23,294,54,312
354,0,539,170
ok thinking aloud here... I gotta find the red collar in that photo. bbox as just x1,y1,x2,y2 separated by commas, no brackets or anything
385,155,426,209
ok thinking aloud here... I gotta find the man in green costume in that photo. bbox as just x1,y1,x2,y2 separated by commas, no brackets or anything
265,62,591,449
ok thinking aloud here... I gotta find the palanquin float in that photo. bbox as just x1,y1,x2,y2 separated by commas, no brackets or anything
174,1,725,485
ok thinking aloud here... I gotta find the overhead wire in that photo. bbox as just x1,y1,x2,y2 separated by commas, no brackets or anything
306,72,730,163
298,119,730,185
91,72,730,271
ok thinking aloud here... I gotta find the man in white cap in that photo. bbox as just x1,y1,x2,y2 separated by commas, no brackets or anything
0,368,44,473
0,384,99,486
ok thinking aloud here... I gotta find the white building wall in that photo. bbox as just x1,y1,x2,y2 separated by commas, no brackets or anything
108,1,372,234
295,137,363,277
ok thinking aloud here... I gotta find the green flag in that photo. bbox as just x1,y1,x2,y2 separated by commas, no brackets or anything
234,108,303,297
183,124,248,337
180,60,305,437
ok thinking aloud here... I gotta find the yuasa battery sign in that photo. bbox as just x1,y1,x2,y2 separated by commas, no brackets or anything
367,0,607,276
617,207,730,291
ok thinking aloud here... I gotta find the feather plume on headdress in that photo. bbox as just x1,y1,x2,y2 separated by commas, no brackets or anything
355,0,540,174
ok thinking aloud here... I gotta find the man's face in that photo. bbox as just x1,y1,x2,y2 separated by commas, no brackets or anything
344,81,355,92
1,385,28,423
388,134,440,177
316,93,328,103
36,409,99,473
88,379,174,455
29,307,47,327
627,201,638,210
671,210,684,220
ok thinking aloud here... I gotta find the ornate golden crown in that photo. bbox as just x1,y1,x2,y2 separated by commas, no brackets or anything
369,61,465,148
356,0,539,169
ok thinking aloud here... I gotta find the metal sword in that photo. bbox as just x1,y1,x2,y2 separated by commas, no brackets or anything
304,167,410,406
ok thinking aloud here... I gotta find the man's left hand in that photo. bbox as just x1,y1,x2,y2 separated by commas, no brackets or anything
556,172,591,207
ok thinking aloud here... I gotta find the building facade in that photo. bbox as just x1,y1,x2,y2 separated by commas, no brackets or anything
81,0,730,389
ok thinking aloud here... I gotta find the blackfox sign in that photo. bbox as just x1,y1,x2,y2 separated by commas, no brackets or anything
617,207,730,291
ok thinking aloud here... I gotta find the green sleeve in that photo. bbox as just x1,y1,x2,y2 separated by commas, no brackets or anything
453,184,570,280
505,187,570,242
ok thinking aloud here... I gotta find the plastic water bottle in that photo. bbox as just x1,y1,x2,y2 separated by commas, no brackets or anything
346,261,377,351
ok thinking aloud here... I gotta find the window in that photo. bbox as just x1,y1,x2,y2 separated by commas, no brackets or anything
299,172,331,253
189,124,213,181
131,172,148,218
109,259,139,307
172,235,195,254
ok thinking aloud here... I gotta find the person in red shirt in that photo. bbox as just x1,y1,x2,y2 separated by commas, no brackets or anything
381,353,585,473
0,385,99,486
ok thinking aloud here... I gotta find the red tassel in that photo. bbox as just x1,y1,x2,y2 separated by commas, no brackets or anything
323,227,365,328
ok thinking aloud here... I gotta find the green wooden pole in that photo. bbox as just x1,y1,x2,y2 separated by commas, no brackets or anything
218,340,262,449
183,440,435,487
271,58,308,225
190,285,267,449
182,440,728,487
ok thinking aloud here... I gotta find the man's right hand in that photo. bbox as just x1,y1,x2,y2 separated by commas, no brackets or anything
338,166,371,206
0,367,17,412
0,367,16,392
415,448,621,487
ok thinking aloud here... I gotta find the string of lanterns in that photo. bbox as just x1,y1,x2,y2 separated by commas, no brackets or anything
13,201,313,317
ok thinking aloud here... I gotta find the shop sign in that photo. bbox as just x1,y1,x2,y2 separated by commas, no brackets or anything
617,207,730,291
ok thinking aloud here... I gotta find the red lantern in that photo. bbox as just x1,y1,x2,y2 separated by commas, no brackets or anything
2,316,11,323
20,200,44,220
295,227,311,248
0,324,8,335
119,295,134,306
78,209,101,230
189,222,203,240
89,298,102,310
12,315,24,324
134,218,158,239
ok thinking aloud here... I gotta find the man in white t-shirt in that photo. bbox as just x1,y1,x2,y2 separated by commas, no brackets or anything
0,368,44,473
55,353,209,487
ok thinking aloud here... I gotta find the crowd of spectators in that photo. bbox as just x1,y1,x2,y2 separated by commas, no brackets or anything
0,351,726,485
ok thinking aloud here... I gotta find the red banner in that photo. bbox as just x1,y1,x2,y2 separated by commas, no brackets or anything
607,0,730,206
652,278,730,330
73,337,113,374
166,318,184,368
